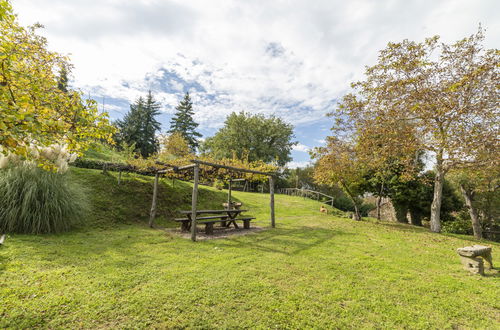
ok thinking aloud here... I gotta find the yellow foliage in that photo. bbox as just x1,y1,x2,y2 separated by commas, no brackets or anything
0,1,114,170
158,132,191,159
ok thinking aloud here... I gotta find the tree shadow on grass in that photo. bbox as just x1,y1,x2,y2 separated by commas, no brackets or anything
8,223,350,276
0,258,7,274
219,226,352,256
376,221,500,245
375,222,431,233
0,249,9,275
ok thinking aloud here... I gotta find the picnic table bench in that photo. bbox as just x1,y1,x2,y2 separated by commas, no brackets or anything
174,209,255,234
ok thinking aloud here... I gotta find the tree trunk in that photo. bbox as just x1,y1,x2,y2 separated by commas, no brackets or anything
341,181,361,221
376,183,384,221
352,203,361,221
376,196,382,221
430,156,444,233
460,184,482,240
408,209,423,226
430,171,444,232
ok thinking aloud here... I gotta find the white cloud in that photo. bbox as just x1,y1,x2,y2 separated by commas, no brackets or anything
286,161,312,169
292,143,310,153
13,0,500,130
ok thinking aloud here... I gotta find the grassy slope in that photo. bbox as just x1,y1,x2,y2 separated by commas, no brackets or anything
0,168,498,329
81,144,127,163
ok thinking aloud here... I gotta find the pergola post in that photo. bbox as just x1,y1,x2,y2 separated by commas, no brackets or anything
149,172,159,228
228,179,232,208
191,164,200,242
269,175,275,228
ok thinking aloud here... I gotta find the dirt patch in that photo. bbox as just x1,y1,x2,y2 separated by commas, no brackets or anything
166,225,266,240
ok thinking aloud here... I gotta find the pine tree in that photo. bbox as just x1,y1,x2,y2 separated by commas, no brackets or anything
57,65,69,92
114,91,162,158
168,92,202,151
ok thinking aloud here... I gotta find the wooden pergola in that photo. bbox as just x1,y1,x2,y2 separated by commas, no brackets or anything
149,159,277,242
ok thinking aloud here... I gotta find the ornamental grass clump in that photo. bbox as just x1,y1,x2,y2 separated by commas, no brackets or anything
0,164,89,234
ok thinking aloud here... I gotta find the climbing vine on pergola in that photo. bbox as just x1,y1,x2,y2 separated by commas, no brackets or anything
149,159,278,241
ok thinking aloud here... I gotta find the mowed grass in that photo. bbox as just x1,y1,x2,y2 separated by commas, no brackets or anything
0,168,498,329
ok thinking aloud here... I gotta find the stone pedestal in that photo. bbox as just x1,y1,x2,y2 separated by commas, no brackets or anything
459,256,485,275
457,245,493,275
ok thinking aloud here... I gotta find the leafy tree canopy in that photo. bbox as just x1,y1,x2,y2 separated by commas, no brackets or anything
202,112,296,167
311,137,367,220
158,131,191,161
327,28,499,232
0,0,114,169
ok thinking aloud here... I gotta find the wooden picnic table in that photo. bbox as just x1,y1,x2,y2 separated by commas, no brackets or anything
180,209,248,214
175,209,254,234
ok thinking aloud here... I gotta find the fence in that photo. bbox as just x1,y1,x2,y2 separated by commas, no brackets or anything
277,188,334,206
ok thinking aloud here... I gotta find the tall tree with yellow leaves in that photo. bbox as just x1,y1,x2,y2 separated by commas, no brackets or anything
0,0,114,169
328,28,499,232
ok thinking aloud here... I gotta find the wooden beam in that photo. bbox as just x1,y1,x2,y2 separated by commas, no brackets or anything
149,173,159,228
191,159,275,176
177,164,197,171
155,161,177,168
269,175,275,228
191,164,200,242
156,163,196,173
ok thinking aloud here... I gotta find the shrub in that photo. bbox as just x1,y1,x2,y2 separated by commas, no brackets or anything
332,195,355,212
359,202,376,217
0,165,89,234
213,179,224,190
441,212,473,235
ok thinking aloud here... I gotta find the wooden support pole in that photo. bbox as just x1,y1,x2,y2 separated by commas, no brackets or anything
118,170,122,185
228,179,232,207
191,164,200,242
149,172,159,228
269,176,275,228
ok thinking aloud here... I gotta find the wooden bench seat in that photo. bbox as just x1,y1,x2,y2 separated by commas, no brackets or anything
174,217,255,234
174,215,229,221
235,217,255,229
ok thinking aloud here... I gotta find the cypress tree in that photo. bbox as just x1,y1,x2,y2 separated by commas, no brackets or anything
168,92,202,151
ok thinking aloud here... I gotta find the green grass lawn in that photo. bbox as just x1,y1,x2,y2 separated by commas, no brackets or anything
0,168,498,328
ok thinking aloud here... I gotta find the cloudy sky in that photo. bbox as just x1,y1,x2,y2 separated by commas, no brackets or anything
13,0,499,167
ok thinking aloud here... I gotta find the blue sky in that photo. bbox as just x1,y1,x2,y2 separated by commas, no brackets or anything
14,0,499,167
